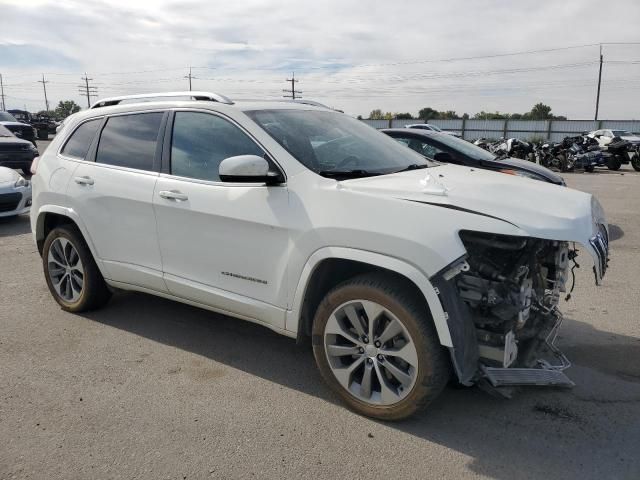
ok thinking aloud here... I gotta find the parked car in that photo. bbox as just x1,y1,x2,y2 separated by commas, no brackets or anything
31,92,608,420
0,124,39,175
405,123,460,137
588,128,640,147
0,111,38,147
0,166,32,217
7,109,54,140
383,128,565,185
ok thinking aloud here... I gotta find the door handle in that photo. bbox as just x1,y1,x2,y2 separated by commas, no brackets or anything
74,176,94,185
159,190,188,201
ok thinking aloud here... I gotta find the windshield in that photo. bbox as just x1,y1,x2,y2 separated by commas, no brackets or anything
0,125,14,137
427,124,442,132
612,130,632,137
246,109,434,177
429,133,497,161
0,112,18,122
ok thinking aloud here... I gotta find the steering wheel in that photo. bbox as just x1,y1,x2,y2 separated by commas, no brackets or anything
334,155,360,170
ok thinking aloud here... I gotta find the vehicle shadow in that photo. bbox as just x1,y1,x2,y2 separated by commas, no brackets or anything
0,214,31,237
608,223,624,241
81,292,640,479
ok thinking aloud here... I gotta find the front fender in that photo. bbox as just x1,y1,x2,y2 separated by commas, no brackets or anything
286,246,453,348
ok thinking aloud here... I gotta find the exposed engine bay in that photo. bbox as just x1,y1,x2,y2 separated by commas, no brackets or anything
456,231,574,375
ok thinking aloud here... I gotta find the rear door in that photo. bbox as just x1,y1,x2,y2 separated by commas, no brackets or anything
65,111,168,291
152,110,290,329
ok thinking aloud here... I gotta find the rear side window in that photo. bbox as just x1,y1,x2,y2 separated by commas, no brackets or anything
61,119,101,159
170,111,263,182
96,112,164,170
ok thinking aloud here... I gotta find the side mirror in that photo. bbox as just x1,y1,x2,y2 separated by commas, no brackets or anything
219,155,282,184
433,151,453,163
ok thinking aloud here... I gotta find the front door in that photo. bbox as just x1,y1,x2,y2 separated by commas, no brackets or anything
153,110,290,329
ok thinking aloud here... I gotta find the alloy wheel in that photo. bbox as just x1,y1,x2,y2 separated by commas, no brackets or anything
323,300,419,406
47,237,84,303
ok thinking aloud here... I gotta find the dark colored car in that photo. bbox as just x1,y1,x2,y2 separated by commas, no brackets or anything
0,111,38,147
382,128,565,185
0,124,39,175
8,109,55,139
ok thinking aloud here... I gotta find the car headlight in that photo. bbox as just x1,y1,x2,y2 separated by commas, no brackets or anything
499,168,545,182
14,176,29,188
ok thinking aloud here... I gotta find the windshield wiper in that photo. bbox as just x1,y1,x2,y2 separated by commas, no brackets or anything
391,164,429,174
318,169,381,179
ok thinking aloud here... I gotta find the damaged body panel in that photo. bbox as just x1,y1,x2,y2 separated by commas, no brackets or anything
342,165,609,389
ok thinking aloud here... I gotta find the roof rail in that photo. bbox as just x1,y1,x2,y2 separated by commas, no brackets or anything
233,98,332,109
90,91,234,109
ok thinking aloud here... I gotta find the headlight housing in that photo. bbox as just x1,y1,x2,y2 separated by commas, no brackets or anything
14,176,29,188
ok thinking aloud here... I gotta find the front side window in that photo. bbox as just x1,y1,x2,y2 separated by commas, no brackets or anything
96,112,164,170
611,130,631,137
60,118,101,159
0,112,17,122
170,112,264,182
246,109,434,178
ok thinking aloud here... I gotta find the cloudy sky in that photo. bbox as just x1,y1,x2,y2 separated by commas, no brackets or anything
1,0,640,118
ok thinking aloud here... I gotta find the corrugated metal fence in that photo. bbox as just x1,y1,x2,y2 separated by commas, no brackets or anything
361,118,640,142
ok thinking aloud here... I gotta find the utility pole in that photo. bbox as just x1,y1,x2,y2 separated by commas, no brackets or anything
0,74,6,111
282,72,302,100
184,67,196,91
594,44,603,121
38,74,50,111
78,73,98,108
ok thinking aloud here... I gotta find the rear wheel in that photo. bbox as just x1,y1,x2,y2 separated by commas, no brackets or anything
42,225,111,312
584,165,595,173
312,273,450,420
631,154,640,172
607,155,622,171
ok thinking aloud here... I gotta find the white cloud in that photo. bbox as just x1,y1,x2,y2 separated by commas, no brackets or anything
1,0,639,118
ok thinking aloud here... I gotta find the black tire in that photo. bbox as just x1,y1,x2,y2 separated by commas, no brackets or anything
555,154,568,172
631,154,640,172
312,273,450,421
37,129,48,140
42,225,111,312
584,165,595,173
607,155,622,171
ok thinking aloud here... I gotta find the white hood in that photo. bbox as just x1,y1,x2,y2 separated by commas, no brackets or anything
0,166,20,185
343,164,608,281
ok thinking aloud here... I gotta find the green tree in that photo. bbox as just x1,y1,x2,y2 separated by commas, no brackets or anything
368,109,384,120
418,107,440,120
529,102,553,120
473,111,508,120
394,112,413,119
54,100,81,120
356,115,363,120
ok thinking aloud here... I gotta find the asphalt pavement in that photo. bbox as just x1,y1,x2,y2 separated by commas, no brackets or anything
1,139,639,479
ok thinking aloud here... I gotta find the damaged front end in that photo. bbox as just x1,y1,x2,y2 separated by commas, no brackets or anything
432,228,609,393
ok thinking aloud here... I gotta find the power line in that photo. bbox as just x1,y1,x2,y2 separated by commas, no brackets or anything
283,72,302,99
184,67,196,91
78,73,98,108
37,74,50,111
0,74,6,111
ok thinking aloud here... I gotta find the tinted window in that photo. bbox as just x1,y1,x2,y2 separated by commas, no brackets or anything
0,112,17,122
96,112,164,170
393,137,444,158
171,112,263,181
61,119,101,159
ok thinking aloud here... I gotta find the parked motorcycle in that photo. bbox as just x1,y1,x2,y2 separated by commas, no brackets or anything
601,137,632,171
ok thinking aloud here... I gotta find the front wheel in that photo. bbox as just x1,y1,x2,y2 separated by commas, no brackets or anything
312,273,450,420
42,225,111,312
631,153,640,172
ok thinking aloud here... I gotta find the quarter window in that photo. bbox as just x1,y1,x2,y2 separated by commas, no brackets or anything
61,119,101,159
170,112,263,182
96,112,164,170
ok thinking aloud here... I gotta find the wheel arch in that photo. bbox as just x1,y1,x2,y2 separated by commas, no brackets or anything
34,206,106,277
288,247,453,348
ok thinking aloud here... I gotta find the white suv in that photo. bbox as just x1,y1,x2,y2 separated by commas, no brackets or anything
30,92,609,420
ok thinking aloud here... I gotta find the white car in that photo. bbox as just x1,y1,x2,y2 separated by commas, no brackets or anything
0,167,32,217
405,123,460,137
30,92,609,420
588,128,640,147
